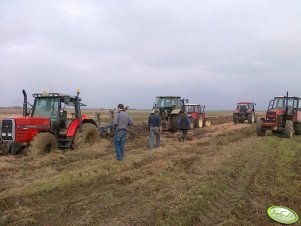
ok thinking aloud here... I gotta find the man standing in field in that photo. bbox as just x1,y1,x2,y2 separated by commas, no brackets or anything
148,109,162,149
178,111,190,142
112,104,133,161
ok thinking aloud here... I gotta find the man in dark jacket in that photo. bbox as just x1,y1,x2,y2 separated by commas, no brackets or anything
148,109,162,149
178,111,190,142
112,104,133,161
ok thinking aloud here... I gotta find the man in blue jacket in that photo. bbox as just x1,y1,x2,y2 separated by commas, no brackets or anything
112,104,133,161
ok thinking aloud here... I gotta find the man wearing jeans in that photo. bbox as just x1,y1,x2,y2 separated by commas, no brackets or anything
112,104,133,161
148,109,162,149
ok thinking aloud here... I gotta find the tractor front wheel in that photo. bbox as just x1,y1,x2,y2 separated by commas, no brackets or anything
28,132,58,156
71,123,98,149
248,113,255,124
284,120,294,138
256,119,266,136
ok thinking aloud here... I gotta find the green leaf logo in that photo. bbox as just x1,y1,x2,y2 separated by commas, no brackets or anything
267,206,299,225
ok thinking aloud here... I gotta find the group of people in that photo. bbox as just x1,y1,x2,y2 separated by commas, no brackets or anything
112,104,190,161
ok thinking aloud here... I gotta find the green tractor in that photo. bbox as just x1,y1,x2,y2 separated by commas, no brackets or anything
152,96,186,132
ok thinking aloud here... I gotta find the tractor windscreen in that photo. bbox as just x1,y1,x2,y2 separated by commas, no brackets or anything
185,105,199,113
153,97,181,108
32,97,60,119
272,97,295,109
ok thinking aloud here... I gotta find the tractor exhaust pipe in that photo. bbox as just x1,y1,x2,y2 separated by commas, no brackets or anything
284,91,289,121
22,89,28,116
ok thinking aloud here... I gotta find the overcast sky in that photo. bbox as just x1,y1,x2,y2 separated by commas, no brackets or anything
0,0,300,110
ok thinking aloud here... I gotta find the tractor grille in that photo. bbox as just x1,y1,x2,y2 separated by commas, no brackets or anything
266,111,276,123
1,119,15,141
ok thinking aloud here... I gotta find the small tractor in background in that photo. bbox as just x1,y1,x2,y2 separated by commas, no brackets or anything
256,93,301,138
0,90,98,155
152,96,186,132
233,102,256,124
184,104,211,129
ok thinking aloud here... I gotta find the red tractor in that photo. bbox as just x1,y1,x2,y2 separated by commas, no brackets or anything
0,90,98,155
233,102,256,124
256,93,301,138
184,104,211,129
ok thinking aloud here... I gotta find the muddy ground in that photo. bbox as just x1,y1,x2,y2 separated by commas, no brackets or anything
0,114,300,226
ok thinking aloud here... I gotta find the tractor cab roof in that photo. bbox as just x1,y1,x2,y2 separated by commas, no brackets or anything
184,103,202,106
274,96,301,99
156,96,181,98
237,102,254,105
32,93,86,106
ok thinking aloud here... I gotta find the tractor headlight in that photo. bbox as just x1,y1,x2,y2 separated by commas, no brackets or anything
7,132,12,137
1,132,6,136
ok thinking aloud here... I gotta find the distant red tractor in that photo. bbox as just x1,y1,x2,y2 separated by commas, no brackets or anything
184,104,211,129
256,93,301,138
233,102,256,124
0,90,98,155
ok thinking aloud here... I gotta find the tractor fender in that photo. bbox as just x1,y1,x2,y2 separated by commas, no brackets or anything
246,109,253,113
233,109,240,114
66,118,80,137
170,109,181,115
67,118,97,137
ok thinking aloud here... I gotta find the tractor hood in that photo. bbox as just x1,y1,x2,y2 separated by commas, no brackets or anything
266,109,285,117
1,117,51,143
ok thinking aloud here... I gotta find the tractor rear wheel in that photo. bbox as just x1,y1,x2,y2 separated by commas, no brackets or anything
28,132,58,156
256,119,266,136
204,119,211,127
233,114,239,124
169,115,179,133
71,123,98,149
294,122,301,135
284,120,294,138
198,118,203,128
248,113,255,124
189,118,194,130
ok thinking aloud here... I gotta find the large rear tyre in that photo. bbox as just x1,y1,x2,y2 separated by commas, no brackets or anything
28,132,58,156
204,119,211,127
256,119,266,136
189,117,194,130
71,123,98,149
233,114,239,124
198,118,203,128
294,122,301,135
169,115,179,133
284,120,294,138
248,113,255,124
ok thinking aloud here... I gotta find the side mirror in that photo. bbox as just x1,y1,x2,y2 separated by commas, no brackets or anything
204,105,206,108
186,99,189,103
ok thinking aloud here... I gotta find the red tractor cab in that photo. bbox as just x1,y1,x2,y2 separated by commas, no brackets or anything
233,102,256,124
256,93,301,138
0,90,97,155
183,104,211,129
